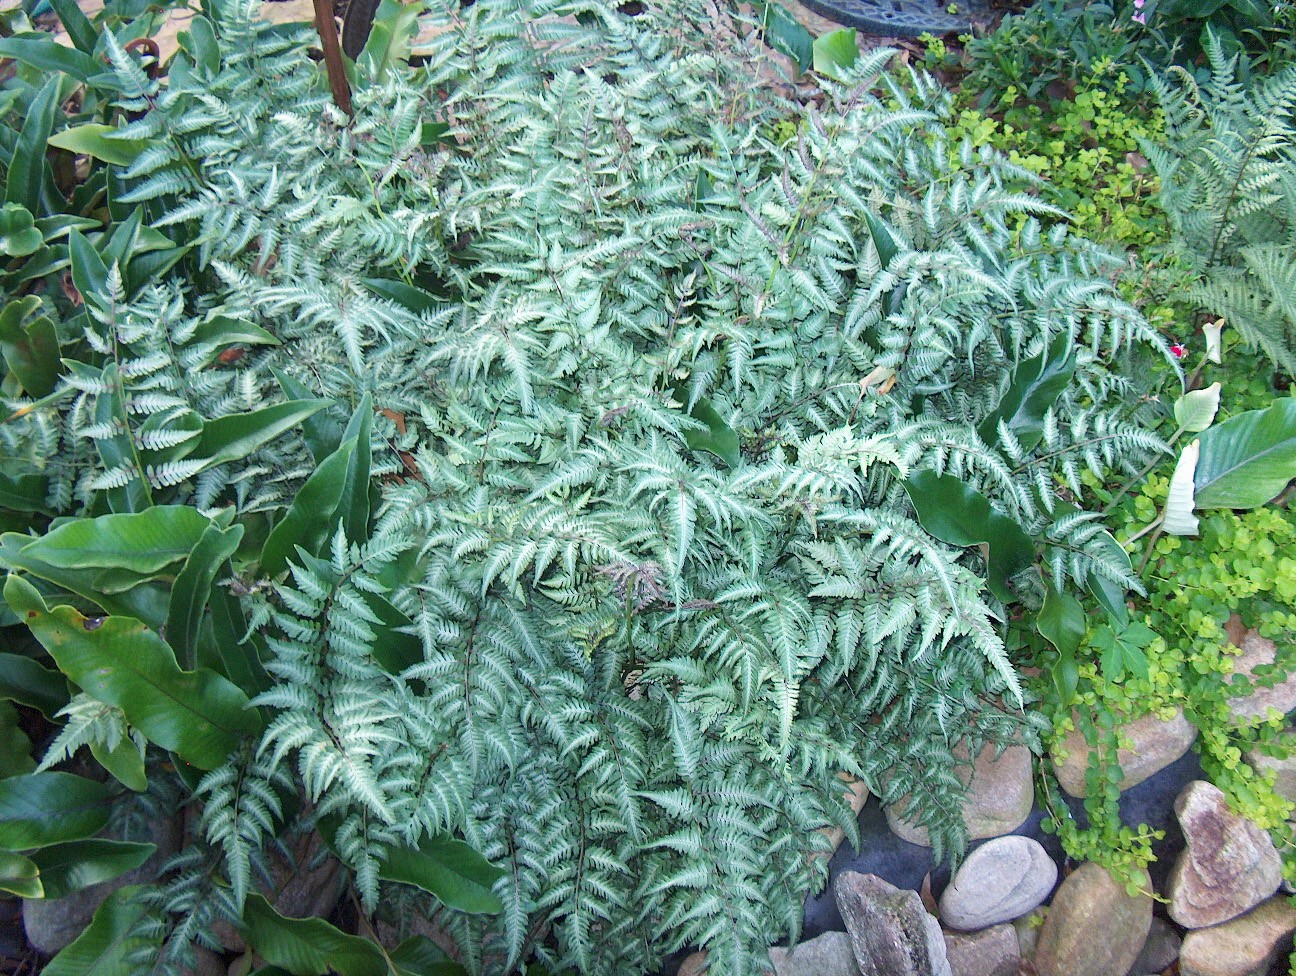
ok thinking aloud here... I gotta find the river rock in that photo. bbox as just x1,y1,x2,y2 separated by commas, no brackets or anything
24,813,182,954
767,931,860,976
886,743,1032,845
834,872,951,976
676,951,707,976
943,924,1018,976
1128,916,1180,975
939,835,1057,930
1052,710,1197,798
1227,631,1296,722
1167,780,1281,928
1012,910,1044,962
1032,863,1152,976
1179,896,1296,976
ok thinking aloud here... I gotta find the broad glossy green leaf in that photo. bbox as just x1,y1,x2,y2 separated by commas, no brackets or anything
978,334,1075,453
1037,586,1085,658
241,893,386,976
0,848,41,897
89,736,147,792
260,438,355,576
49,0,96,53
391,935,468,976
357,0,419,82
1194,397,1296,509
165,521,244,670
677,393,740,468
193,400,327,470
273,371,344,462
812,29,858,78
0,35,99,81
178,16,221,74
754,1,813,72
28,839,155,899
68,228,110,306
0,652,68,718
47,124,152,167
0,701,35,778
5,575,262,770
0,203,43,256
337,395,373,542
22,507,212,575
0,470,50,514
379,835,504,914
5,77,59,215
0,295,59,396
187,315,280,367
43,886,159,976
903,469,1035,603
0,532,170,629
206,578,271,696
0,771,110,850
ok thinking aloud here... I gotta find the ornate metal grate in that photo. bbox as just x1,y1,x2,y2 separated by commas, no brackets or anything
796,0,987,36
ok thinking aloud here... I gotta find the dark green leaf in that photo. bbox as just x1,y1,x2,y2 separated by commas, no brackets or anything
0,203,43,256
337,395,373,542
260,438,355,577
676,392,740,468
0,848,41,897
378,835,505,914
391,936,468,976
206,578,271,697
88,736,147,792
241,893,386,976
28,840,155,899
362,277,443,314
272,370,344,462
1037,586,1085,659
21,507,212,575
6,77,60,216
753,1,813,72
978,334,1075,453
0,35,99,81
5,575,262,770
1194,397,1296,509
187,316,280,367
193,400,327,471
0,701,35,778
0,652,69,718
0,771,110,850
0,532,170,629
902,469,1036,603
165,521,244,671
43,886,159,976
0,470,50,514
49,0,96,53
47,124,153,167
68,228,110,307
0,295,60,397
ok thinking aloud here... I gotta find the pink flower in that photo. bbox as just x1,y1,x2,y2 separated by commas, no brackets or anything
1132,0,1146,24
1170,342,1187,359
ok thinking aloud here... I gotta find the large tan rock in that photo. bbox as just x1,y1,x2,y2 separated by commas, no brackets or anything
1052,709,1196,798
767,931,860,976
939,836,1057,930
834,872,951,976
943,924,1018,976
1179,896,1296,976
1031,863,1152,976
1227,630,1296,722
1167,780,1281,928
886,743,1032,846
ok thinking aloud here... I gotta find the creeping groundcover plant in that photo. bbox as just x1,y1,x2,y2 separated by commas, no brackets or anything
0,0,1177,972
